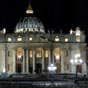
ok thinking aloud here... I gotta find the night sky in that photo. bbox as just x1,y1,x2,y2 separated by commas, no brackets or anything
0,0,88,41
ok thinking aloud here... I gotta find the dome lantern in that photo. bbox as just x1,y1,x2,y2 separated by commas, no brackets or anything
14,2,45,34
26,2,33,14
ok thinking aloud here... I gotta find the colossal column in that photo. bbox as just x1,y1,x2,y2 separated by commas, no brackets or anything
1,44,8,73
81,50,87,74
22,49,26,73
61,48,64,73
33,49,35,74
26,49,29,73
12,49,16,73
48,49,51,65
42,49,45,73
70,50,76,73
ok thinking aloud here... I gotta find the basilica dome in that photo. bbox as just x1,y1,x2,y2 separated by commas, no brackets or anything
14,3,45,33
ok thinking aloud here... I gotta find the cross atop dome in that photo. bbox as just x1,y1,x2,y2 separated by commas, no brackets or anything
26,1,33,14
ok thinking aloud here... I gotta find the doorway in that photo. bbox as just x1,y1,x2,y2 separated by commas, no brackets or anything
35,63,42,74
16,63,22,73
54,48,61,73
77,65,82,73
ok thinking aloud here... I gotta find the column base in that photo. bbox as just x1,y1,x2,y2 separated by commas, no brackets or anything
33,70,36,74
42,69,46,74
26,72,31,74
33,72,36,74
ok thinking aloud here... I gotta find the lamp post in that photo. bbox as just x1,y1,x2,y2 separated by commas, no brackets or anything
48,63,57,74
70,55,83,78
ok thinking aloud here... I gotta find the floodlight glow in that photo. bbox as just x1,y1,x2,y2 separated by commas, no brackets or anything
70,59,74,64
70,58,83,65
75,59,78,63
79,59,83,63
48,64,57,71
51,64,54,66
74,54,80,58
3,68,6,73
18,55,22,59
56,55,60,60
55,38,59,41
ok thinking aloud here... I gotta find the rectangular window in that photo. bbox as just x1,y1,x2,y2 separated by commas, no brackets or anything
65,38,68,42
76,36,80,42
8,38,11,41
55,38,59,42
29,37,32,41
17,37,22,41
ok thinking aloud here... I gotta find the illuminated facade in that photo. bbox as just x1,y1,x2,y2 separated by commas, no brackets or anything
0,3,87,75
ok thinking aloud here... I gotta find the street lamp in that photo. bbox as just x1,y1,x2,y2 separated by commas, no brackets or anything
48,63,57,74
70,55,83,78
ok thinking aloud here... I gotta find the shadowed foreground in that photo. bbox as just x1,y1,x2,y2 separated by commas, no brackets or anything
0,83,88,88
0,73,88,88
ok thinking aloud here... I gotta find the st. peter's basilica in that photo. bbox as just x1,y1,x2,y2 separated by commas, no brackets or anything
0,2,87,75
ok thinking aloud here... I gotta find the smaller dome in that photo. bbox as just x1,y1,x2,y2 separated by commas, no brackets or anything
15,17,45,33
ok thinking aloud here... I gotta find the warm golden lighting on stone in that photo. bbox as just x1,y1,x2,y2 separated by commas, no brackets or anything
29,37,32,41
55,38,59,42
17,37,22,41
45,50,48,58
26,3,33,14
76,36,80,42
8,38,11,41
26,10,33,14
29,50,33,58
16,48,23,58
65,38,68,42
